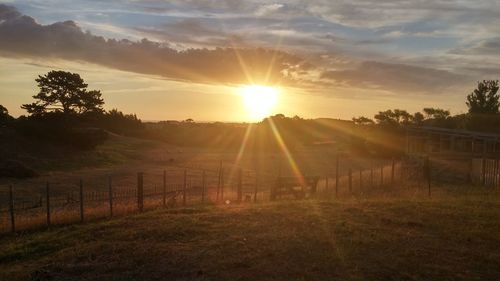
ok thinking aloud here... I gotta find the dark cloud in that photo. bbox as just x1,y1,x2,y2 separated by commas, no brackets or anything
321,61,467,94
450,37,500,56
0,4,310,85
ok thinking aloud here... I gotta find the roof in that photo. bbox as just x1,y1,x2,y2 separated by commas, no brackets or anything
407,126,500,139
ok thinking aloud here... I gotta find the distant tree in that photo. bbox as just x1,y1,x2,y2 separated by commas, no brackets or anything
184,118,194,123
466,80,500,114
422,108,450,120
0,104,13,125
374,109,411,126
411,112,425,125
352,116,374,125
21,70,104,116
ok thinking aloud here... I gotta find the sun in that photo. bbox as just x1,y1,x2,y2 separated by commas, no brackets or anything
239,85,280,121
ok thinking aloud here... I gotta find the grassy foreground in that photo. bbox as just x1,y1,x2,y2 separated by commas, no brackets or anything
1,194,499,281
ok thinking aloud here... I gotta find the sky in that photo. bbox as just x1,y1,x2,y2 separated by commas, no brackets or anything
1,0,500,121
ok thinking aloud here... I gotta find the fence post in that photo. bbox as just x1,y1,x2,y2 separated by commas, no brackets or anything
163,170,167,207
8,184,15,233
495,159,499,188
137,172,144,212
391,158,395,186
46,182,51,227
370,165,374,188
254,170,258,203
380,166,384,187
201,170,206,203
359,170,362,191
482,158,486,186
183,169,187,206
325,174,329,193
79,179,84,222
217,161,222,201
237,168,243,202
108,176,113,218
348,168,352,194
335,156,339,198
220,168,224,201
425,157,431,197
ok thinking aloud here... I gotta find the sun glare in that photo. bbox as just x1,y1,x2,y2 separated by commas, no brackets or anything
239,85,280,121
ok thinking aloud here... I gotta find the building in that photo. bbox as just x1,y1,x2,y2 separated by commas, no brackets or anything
406,126,500,158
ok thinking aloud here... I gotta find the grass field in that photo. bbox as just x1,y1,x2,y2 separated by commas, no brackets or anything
1,189,499,281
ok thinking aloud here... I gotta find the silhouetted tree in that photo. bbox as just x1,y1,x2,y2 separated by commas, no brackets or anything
352,116,374,125
374,109,411,126
466,80,500,114
21,70,104,116
0,104,13,125
411,112,425,125
423,108,450,120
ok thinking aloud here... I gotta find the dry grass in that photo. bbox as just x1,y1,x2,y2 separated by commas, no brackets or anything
0,188,499,281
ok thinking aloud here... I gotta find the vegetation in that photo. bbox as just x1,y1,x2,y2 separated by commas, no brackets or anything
1,193,499,281
21,71,104,116
466,80,500,114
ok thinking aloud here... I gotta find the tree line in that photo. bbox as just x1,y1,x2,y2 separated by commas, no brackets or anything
1,70,500,154
352,80,500,132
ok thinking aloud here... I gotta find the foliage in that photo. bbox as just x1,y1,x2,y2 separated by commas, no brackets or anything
466,80,500,114
423,107,450,120
21,71,104,116
0,104,13,125
352,116,374,125
374,109,412,126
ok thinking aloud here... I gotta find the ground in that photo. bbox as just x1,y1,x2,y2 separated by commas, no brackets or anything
1,192,499,281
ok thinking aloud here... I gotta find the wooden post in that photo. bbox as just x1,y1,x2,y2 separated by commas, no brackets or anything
370,165,374,188
217,161,222,201
325,175,329,193
335,156,339,197
201,170,206,203
237,168,243,202
359,170,362,190
220,168,224,201
482,158,486,186
391,158,395,186
254,170,258,203
348,168,352,193
108,176,113,218
425,157,431,197
495,159,499,188
46,182,51,227
8,185,15,233
163,170,167,207
183,169,187,206
137,172,144,212
79,179,84,222
380,166,384,187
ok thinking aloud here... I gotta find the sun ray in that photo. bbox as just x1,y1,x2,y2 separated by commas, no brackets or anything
268,118,306,186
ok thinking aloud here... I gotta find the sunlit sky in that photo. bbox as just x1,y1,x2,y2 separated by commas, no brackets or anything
1,1,500,121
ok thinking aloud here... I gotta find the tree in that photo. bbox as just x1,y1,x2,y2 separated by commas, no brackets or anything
411,112,424,125
21,70,104,115
352,116,374,125
374,109,411,126
423,108,450,120
0,104,13,125
466,80,500,114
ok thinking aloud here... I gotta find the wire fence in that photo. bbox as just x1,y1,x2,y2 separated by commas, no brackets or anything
0,157,465,234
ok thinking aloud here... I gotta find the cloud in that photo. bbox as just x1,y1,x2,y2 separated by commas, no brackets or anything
0,4,310,85
320,61,468,94
450,37,500,56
